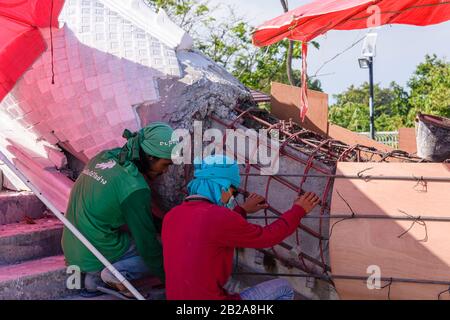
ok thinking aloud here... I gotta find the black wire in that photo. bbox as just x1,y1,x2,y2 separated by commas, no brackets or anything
412,175,428,193
397,210,428,242
356,166,373,182
312,35,366,78
438,286,450,300
328,190,356,241
381,278,393,300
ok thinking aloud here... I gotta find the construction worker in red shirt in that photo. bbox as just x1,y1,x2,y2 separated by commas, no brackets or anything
162,154,320,300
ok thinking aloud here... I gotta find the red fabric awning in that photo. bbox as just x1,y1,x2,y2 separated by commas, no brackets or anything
0,0,65,102
252,0,450,120
254,0,450,46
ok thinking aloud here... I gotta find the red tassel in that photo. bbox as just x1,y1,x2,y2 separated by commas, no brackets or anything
50,0,55,85
300,42,308,121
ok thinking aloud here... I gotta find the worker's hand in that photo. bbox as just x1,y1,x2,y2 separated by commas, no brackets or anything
241,193,269,214
294,192,320,214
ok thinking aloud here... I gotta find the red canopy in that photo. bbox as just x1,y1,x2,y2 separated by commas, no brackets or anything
253,0,450,119
0,0,65,102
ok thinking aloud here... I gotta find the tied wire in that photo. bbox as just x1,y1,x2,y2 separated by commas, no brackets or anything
413,175,428,193
381,277,393,300
356,167,429,193
438,286,450,300
328,191,429,243
357,166,373,182
397,210,428,242
328,190,357,241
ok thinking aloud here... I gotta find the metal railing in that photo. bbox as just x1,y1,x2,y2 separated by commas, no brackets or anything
358,131,399,149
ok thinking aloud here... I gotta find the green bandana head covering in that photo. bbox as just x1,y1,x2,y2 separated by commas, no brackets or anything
112,122,176,176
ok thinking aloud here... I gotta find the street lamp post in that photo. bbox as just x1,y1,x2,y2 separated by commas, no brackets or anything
359,33,378,140
368,56,375,140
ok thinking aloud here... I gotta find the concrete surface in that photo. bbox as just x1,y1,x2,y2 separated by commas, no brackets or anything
0,255,76,300
0,217,63,265
0,191,47,225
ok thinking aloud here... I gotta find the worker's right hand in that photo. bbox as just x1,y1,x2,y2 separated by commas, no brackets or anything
241,193,269,214
294,192,320,213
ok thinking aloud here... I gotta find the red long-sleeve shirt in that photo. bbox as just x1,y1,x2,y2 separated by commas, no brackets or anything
161,200,306,300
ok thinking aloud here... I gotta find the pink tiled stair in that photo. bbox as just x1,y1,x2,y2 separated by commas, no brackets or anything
0,190,165,300
0,196,74,300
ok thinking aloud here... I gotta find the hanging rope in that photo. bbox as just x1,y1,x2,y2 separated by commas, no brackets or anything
49,0,55,84
299,42,308,121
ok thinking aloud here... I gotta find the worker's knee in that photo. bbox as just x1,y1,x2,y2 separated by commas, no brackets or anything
272,278,293,290
267,278,295,300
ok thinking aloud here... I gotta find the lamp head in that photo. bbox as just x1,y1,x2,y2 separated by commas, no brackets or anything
358,58,370,69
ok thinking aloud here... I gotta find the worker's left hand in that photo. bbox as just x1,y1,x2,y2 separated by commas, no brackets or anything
240,193,269,214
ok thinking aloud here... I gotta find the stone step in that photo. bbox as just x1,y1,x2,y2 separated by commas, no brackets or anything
0,217,63,265
0,191,46,225
0,255,77,300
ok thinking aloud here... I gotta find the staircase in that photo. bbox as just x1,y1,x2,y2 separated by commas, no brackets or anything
0,191,77,300
0,190,165,300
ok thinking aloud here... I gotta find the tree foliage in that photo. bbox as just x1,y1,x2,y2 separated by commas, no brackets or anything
406,54,450,125
145,0,322,93
145,0,214,35
329,55,450,131
146,1,448,131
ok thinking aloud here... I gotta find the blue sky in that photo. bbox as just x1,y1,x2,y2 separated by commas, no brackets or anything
209,0,450,104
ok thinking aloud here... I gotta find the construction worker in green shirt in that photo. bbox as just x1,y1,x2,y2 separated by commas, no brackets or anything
62,122,177,297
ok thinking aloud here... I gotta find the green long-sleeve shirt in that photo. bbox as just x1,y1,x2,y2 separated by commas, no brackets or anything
121,188,164,280
61,149,164,281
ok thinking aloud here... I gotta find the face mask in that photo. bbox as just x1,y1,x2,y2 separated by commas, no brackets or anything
225,196,235,209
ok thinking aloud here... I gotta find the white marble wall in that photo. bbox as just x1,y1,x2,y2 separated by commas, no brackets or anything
0,0,191,201
0,0,190,162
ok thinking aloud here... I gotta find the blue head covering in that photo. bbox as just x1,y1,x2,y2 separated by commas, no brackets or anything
187,155,241,206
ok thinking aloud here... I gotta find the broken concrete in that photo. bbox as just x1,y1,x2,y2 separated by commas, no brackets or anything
0,192,47,225
136,50,252,210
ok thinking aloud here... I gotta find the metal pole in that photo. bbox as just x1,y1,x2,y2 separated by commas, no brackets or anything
238,172,450,183
369,56,375,140
0,151,145,300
